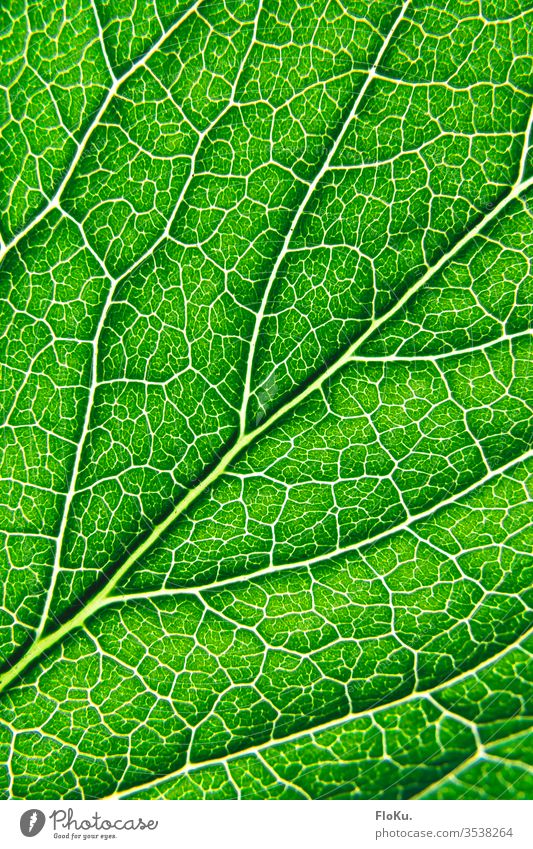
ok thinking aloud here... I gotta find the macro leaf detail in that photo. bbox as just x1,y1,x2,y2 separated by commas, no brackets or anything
0,0,532,800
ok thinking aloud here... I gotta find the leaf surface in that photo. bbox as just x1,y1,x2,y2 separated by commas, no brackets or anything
0,0,532,800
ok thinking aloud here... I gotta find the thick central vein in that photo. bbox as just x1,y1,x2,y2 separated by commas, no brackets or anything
1,7,532,697
27,0,406,642
0,162,531,696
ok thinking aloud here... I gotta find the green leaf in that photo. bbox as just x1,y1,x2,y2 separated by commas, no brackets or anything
0,0,532,800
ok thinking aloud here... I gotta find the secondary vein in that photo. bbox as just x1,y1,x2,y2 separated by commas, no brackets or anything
105,631,532,800
0,0,203,268
0,13,531,704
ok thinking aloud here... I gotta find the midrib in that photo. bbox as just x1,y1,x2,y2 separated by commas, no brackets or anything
0,3,531,704
0,1,413,689
0,167,531,696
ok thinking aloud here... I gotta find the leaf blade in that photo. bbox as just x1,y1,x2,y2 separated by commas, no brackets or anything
1,0,532,800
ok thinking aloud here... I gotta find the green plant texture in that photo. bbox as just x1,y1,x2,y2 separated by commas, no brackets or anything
0,0,532,801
